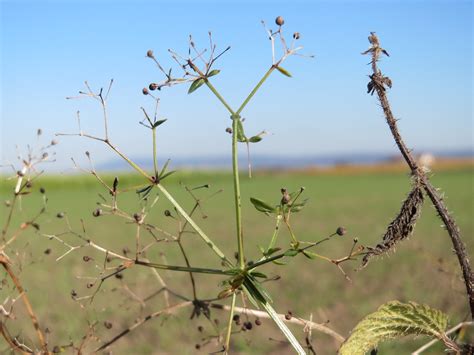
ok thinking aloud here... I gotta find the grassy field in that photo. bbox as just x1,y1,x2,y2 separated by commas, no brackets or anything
1,165,473,354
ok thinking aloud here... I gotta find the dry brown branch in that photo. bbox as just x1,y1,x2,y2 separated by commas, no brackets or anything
362,32,474,318
0,253,49,354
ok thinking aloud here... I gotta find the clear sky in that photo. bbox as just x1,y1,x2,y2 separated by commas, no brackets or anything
1,0,472,171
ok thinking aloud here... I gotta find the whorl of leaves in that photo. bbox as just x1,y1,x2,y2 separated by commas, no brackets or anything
361,182,424,267
339,301,449,355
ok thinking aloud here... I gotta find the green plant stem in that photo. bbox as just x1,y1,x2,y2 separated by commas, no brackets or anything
224,293,236,354
107,141,152,181
231,115,245,269
236,66,275,115
156,184,232,266
268,216,282,251
135,260,232,275
152,128,158,177
205,81,235,115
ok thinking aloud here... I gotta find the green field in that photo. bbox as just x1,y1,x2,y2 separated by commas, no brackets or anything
1,167,473,354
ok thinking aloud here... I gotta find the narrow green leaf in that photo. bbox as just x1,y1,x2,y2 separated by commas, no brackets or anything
158,159,171,178
264,247,282,256
248,135,263,143
152,119,167,128
289,199,309,213
207,69,221,77
250,197,277,214
250,271,268,279
339,301,449,355
283,249,299,257
159,170,176,181
236,119,247,143
302,250,316,259
276,66,292,77
260,300,306,354
188,78,205,94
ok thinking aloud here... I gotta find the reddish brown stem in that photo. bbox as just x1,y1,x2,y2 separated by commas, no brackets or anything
364,33,474,318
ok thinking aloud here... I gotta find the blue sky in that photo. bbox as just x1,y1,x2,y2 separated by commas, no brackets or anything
1,0,472,171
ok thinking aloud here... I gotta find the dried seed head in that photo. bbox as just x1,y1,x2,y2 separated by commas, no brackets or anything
164,210,172,217
142,87,149,95
26,181,33,188
86,282,94,289
104,321,113,329
255,318,262,326
44,248,51,255
233,314,240,322
281,188,291,205
92,208,102,217
275,16,285,26
225,127,232,134
71,289,78,298
115,273,123,280
17,170,24,177
83,255,91,262
195,344,201,350
52,346,60,353
146,49,154,58
149,83,158,91
285,310,293,320
293,32,300,40
56,212,65,219
133,212,143,223
244,321,253,330
336,226,347,236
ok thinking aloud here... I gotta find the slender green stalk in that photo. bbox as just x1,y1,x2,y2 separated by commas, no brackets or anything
236,66,275,115
136,260,232,275
152,128,158,177
268,216,282,250
224,293,236,354
231,115,245,268
156,184,232,266
205,81,235,115
107,142,152,181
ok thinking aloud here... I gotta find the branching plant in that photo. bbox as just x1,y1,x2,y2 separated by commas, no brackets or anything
0,17,472,355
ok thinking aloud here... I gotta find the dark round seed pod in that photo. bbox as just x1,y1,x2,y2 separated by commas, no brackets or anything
71,290,78,298
17,170,24,177
255,318,262,326
275,16,285,26
44,248,51,255
149,83,159,91
86,282,94,289
133,212,143,223
244,321,253,330
115,273,123,280
40,187,46,194
195,344,201,350
26,181,33,188
52,346,60,353
104,321,113,329
293,32,300,40
92,208,102,217
83,256,91,262
197,325,204,332
42,152,49,159
164,210,172,217
225,127,232,134
51,139,58,146
146,49,154,58
285,311,292,320
56,212,65,219
233,314,240,322
336,226,347,236
142,87,149,95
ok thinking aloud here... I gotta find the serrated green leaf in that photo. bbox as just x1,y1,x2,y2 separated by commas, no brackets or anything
276,66,292,77
188,78,205,94
152,119,167,128
250,197,277,214
339,301,449,355
207,69,220,77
